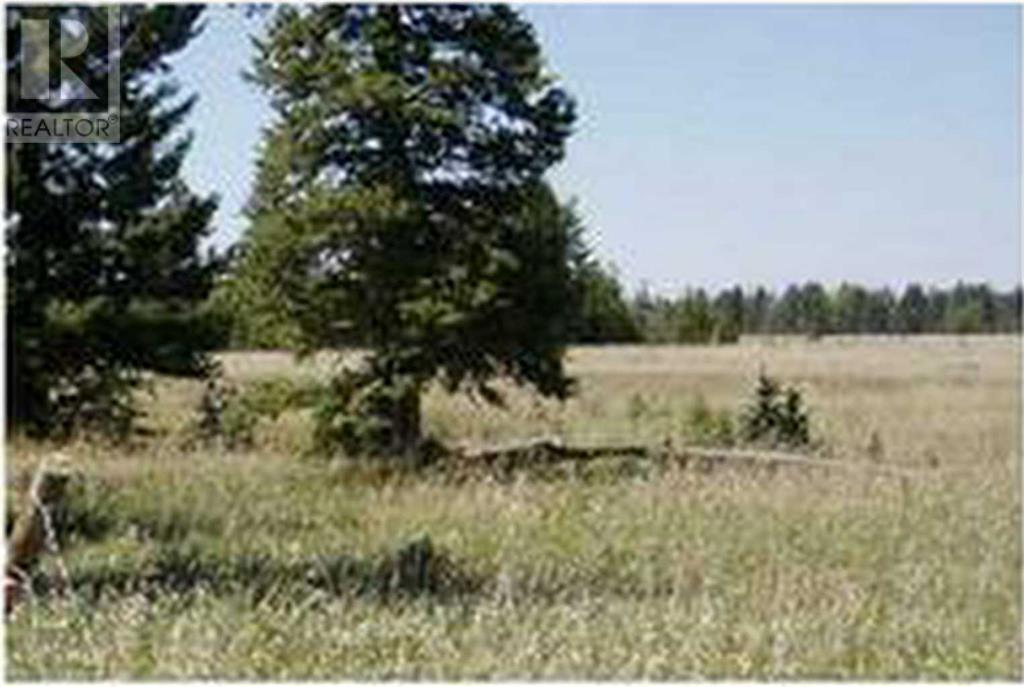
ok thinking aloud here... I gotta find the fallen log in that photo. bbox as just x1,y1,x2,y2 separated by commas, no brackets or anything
667,445,927,478
456,436,649,465
452,437,934,480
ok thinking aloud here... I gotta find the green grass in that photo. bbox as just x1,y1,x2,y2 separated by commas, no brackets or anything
6,337,1022,679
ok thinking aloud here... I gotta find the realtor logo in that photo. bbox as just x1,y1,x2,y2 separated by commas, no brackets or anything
5,6,121,142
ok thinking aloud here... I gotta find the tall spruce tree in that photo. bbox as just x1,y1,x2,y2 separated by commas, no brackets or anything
240,5,577,458
896,283,928,334
5,6,220,436
569,258,642,344
712,285,745,343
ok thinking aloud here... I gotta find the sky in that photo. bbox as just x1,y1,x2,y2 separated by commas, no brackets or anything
171,4,1021,295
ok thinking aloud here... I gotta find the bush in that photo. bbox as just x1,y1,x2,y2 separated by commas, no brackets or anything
740,372,811,449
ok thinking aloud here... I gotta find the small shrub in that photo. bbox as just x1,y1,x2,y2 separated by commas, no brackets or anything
740,371,811,449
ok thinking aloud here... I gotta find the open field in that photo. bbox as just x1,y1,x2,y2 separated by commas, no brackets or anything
5,336,1022,679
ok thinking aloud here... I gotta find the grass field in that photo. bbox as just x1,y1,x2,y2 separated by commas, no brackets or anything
5,336,1022,679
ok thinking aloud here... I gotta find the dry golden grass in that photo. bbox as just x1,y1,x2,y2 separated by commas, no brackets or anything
5,336,1021,679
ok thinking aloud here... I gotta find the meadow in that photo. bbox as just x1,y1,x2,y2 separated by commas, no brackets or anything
5,336,1021,679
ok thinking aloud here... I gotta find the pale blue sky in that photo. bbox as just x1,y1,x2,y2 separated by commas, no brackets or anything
172,4,1021,294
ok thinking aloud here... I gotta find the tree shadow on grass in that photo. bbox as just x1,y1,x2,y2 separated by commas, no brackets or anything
25,535,486,608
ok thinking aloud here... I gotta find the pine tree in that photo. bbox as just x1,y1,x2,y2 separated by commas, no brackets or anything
773,284,804,334
570,258,643,344
740,371,810,448
896,283,928,334
5,6,220,436
834,283,870,334
745,287,773,335
238,5,577,458
865,288,896,334
712,285,745,343
799,282,832,338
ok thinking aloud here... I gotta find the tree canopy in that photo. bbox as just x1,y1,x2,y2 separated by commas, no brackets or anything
234,5,578,457
5,6,221,436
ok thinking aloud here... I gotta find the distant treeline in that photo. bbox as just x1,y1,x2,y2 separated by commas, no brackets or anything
214,259,1022,348
568,266,1023,345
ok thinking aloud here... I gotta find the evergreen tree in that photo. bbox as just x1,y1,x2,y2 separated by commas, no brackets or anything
799,282,832,337
677,288,714,343
745,286,773,335
238,5,576,458
926,288,949,334
773,284,804,334
975,283,997,332
946,282,982,333
712,285,744,343
1004,286,1023,333
5,6,220,436
896,283,928,334
570,259,642,344
632,284,675,343
207,217,306,350
833,283,870,333
865,288,895,333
